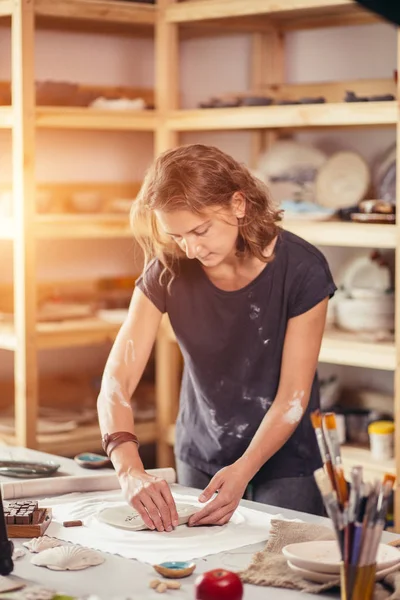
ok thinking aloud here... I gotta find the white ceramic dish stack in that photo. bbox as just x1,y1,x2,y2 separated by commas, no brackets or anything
282,540,400,583
334,254,394,334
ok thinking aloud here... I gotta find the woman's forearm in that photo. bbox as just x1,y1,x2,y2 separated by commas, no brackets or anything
237,389,310,481
97,322,154,474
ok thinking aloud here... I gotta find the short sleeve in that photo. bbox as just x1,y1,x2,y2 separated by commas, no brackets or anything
135,259,167,314
288,252,337,319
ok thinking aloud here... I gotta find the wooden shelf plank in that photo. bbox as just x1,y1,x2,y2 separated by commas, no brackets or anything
0,107,13,128
0,322,17,351
36,107,159,131
0,218,14,240
320,329,396,371
0,420,157,456
0,1,14,18
283,220,397,249
36,318,120,349
166,0,373,25
160,318,396,372
34,0,156,27
341,444,396,483
35,214,131,239
166,102,397,131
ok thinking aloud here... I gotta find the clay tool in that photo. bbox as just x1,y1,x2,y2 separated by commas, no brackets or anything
310,410,336,491
323,413,348,506
74,452,112,469
63,520,83,527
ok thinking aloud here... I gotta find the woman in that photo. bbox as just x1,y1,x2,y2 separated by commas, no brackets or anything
97,144,336,533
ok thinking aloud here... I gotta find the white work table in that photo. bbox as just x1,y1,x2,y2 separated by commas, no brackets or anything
0,447,395,600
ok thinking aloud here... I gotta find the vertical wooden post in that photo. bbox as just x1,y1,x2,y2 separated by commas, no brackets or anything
155,0,179,156
394,29,400,532
12,0,37,448
154,0,181,468
250,29,285,169
155,320,181,468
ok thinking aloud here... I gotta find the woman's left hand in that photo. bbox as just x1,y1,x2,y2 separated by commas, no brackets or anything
188,462,250,527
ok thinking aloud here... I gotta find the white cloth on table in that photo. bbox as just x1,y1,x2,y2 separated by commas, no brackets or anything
43,489,286,564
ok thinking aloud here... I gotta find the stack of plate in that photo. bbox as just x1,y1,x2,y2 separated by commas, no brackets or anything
282,541,400,583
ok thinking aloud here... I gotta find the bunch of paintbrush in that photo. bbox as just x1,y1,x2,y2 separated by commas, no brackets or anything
311,410,396,600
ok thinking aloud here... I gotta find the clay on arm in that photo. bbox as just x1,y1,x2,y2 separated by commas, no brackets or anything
97,287,162,475
238,297,328,480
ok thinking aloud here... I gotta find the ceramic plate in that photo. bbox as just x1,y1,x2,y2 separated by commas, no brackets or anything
282,541,400,575
350,212,395,224
97,502,198,531
287,560,399,583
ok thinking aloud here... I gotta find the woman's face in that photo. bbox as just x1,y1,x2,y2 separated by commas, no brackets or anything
155,199,244,268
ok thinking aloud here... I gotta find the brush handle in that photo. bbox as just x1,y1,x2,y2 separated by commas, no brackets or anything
367,522,384,565
344,522,354,566
350,524,363,565
324,460,338,494
334,466,349,506
358,526,373,567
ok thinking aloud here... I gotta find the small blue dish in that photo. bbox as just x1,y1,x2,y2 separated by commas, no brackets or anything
153,561,196,578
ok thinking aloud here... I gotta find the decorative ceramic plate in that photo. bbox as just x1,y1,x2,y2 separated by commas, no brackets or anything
282,541,400,575
287,560,399,583
97,502,198,531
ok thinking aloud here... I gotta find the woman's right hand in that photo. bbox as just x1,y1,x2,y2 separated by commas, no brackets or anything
119,467,179,532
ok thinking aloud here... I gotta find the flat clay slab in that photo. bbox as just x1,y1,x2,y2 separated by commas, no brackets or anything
97,502,198,531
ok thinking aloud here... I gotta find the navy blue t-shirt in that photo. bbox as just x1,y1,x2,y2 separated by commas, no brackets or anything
136,230,337,481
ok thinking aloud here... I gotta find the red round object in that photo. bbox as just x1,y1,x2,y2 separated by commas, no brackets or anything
194,568,244,600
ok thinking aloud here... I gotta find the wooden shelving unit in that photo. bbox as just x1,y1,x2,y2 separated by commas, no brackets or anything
3,0,400,525
1,0,159,457
153,0,400,529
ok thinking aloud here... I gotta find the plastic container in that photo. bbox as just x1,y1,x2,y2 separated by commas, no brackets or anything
368,420,395,460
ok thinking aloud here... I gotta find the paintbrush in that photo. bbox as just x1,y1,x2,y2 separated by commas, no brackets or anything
314,467,345,559
344,466,363,567
351,482,381,599
310,410,336,491
367,475,396,566
323,412,348,506
357,482,380,567
350,482,370,566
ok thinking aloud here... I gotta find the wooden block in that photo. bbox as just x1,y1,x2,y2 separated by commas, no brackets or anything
6,508,52,538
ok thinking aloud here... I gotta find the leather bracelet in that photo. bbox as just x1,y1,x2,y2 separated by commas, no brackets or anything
102,431,139,458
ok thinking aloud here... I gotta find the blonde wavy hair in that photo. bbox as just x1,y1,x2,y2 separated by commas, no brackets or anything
131,144,282,285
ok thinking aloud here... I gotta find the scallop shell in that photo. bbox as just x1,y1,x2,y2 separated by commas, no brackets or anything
19,587,57,600
23,535,63,553
31,544,104,571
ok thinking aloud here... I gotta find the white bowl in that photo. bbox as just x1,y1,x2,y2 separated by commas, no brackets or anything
336,295,394,332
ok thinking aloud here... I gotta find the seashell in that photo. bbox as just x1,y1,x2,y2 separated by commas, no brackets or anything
31,544,104,571
20,587,57,600
23,535,63,553
12,548,25,560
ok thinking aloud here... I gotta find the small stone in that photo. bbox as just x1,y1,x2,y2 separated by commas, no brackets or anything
149,579,161,589
166,581,181,589
156,583,167,593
